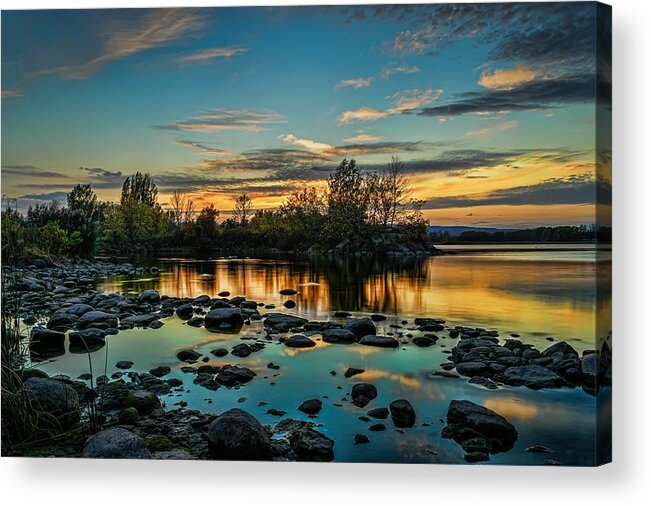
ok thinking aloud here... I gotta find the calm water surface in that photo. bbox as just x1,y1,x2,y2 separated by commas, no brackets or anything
35,245,611,465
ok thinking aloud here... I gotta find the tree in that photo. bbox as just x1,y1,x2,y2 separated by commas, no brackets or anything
121,172,158,206
232,193,253,226
193,204,220,246
324,159,369,246
67,184,98,217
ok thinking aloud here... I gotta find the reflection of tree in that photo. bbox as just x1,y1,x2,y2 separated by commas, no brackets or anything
310,256,430,314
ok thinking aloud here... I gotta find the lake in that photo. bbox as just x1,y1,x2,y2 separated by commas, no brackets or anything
33,245,611,464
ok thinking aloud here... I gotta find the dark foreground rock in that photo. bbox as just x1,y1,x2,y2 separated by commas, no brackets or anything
23,377,80,428
82,428,151,459
206,408,272,460
389,399,416,428
442,400,518,461
204,308,244,332
351,383,378,408
287,426,335,461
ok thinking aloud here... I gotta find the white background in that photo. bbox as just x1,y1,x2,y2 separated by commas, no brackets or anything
1,0,649,504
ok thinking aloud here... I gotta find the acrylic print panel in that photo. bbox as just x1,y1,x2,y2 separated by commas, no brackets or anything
0,2,611,465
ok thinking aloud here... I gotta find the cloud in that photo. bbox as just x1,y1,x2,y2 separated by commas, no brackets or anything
418,75,595,117
380,65,420,78
1,87,23,99
336,77,374,89
466,120,519,138
12,8,209,88
279,133,426,157
158,109,287,133
478,65,536,91
343,132,382,143
339,88,443,124
279,134,334,154
2,164,69,179
174,139,233,156
18,191,70,202
174,45,248,66
424,174,610,209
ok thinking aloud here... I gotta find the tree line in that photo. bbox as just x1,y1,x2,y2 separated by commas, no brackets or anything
431,225,612,243
1,157,430,263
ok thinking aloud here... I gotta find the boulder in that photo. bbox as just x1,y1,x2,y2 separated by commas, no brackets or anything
367,407,389,419
23,377,80,428
115,360,134,370
344,367,364,378
499,365,567,389
120,314,159,328
177,349,202,362
30,327,65,348
359,335,399,348
176,303,194,320
204,308,244,332
351,383,377,408
389,399,416,428
139,290,160,304
216,365,256,387
287,426,334,462
284,335,316,348
279,288,298,295
206,408,272,460
46,313,78,331
263,313,308,332
77,311,118,329
345,317,376,338
69,328,106,347
542,341,578,358
82,428,151,459
322,328,357,344
63,303,95,317
148,366,171,378
186,316,204,327
298,398,323,415
581,353,599,388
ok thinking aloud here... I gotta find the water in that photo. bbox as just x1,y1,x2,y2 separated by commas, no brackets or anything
34,245,611,464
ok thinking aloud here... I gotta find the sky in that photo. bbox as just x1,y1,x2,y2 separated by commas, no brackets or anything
1,3,611,227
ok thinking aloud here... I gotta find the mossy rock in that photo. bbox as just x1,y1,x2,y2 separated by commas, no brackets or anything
98,382,160,415
145,435,174,452
118,407,139,425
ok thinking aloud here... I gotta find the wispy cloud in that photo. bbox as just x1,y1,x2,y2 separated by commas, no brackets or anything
335,77,374,89
158,109,287,133
380,65,420,78
1,87,23,99
174,139,233,156
174,45,248,66
2,164,69,179
478,65,536,91
343,132,382,143
338,88,443,124
466,120,519,138
18,8,209,84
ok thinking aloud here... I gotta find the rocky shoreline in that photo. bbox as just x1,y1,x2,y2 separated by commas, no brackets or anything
2,258,611,463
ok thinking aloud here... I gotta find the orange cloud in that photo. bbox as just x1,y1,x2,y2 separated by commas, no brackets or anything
478,65,536,91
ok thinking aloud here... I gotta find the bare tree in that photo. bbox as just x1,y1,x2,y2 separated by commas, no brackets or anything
233,193,253,225
169,191,195,230
385,156,409,227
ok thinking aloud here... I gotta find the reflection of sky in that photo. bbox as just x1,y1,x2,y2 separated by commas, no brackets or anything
2,4,611,227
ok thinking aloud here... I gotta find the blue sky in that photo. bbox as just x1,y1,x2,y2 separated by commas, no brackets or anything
1,4,611,226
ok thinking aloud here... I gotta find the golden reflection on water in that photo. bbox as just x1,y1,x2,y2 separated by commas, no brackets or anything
354,368,423,389
483,397,539,420
100,252,610,349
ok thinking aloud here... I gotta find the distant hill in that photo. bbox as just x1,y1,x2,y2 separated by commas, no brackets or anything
427,226,521,238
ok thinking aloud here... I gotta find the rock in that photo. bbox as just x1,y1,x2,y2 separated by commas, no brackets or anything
210,299,231,310
231,343,256,357
148,366,171,378
279,288,297,295
82,428,151,459
345,317,376,338
69,328,106,347
283,300,296,309
177,349,202,362
443,400,518,453
266,408,287,417
216,365,256,387
139,290,160,304
389,399,416,428
287,426,334,462
263,313,308,332
581,352,599,388
115,360,134,370
206,408,272,460
186,316,204,327
455,361,489,377
367,407,389,419
354,434,370,444
218,291,231,297
46,313,78,331
351,383,377,408
31,258,48,269
542,341,578,358
370,314,387,322
176,303,194,320
120,314,159,328
298,398,323,415
464,451,489,462
77,311,118,329
526,444,553,453
499,365,567,389
359,335,399,348
23,378,80,428
118,407,139,425
413,336,437,347
194,294,211,305
30,327,65,348
210,348,229,357
204,308,244,332
468,376,498,390
344,367,364,378
322,328,357,344
284,335,316,348
63,303,95,317
369,423,386,431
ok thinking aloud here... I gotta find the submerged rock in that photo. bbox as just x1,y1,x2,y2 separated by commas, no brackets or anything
389,399,416,428
345,317,376,338
322,328,357,344
298,398,323,415
177,349,202,362
359,335,399,348
287,426,334,462
284,335,316,348
351,383,378,408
